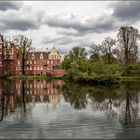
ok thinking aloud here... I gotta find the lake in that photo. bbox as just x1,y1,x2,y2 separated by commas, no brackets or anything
0,80,140,139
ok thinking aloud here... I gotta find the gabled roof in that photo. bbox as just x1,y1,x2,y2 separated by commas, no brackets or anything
27,52,50,60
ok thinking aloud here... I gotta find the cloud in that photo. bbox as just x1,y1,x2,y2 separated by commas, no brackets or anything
41,34,91,56
0,1,23,11
43,1,140,36
1,1,140,56
42,35,83,45
109,1,140,22
44,13,117,35
0,9,44,31
56,28,80,36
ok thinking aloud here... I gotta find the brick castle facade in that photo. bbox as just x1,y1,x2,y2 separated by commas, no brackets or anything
0,33,65,75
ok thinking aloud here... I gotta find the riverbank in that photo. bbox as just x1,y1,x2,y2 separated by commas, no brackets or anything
64,74,120,85
120,76,140,81
1,74,140,84
5,75,64,80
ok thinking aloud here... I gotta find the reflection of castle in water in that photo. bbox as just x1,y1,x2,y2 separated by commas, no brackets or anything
18,80,64,105
0,80,65,120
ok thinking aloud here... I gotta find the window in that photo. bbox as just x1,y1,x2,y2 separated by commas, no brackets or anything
40,53,43,59
30,61,32,64
51,60,53,64
10,55,13,59
27,60,29,64
34,67,36,70
41,67,43,71
37,66,39,70
30,66,32,70
10,48,13,53
37,83,39,88
47,61,49,64
34,60,36,64
18,60,20,65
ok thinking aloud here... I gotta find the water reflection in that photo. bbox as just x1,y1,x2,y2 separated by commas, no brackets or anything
0,80,64,121
61,81,140,129
0,80,140,138
119,82,140,128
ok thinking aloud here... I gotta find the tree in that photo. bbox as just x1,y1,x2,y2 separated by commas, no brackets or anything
61,46,87,70
68,46,87,61
117,26,140,65
89,43,102,63
14,35,32,75
101,54,117,64
101,37,116,64
60,55,71,70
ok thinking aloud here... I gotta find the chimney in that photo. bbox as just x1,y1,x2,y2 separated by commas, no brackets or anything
33,48,35,53
46,48,48,53
10,35,13,42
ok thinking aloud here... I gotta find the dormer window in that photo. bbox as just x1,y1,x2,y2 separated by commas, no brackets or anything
32,53,35,59
40,53,43,59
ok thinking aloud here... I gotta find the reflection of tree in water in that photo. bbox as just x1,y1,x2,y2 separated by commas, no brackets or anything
88,86,121,119
61,82,121,113
119,82,140,128
21,80,28,114
61,82,88,110
61,81,140,127
0,80,29,121
0,80,17,121
1,79,140,129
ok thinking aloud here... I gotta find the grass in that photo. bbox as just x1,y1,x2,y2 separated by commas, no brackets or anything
7,75,64,80
120,76,140,81
2,74,140,84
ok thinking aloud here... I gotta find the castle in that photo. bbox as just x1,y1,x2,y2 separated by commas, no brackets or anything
0,33,65,75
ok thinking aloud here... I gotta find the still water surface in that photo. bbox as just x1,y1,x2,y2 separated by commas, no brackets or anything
0,80,140,139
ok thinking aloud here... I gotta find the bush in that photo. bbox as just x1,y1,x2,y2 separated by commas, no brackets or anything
122,64,140,76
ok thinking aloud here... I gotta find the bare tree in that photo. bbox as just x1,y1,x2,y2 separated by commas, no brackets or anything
89,43,102,62
0,34,4,75
101,37,116,64
117,26,140,65
90,43,102,55
14,35,33,75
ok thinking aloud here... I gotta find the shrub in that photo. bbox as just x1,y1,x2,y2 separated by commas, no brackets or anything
122,64,140,76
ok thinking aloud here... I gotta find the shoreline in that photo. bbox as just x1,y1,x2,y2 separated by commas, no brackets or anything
1,75,140,84
6,75,64,80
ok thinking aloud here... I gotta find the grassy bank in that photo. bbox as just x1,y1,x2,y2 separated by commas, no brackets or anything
1,74,140,85
7,75,64,80
120,76,140,81
64,74,120,85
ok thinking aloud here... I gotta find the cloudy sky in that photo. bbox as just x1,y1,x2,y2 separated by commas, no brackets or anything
0,1,140,56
